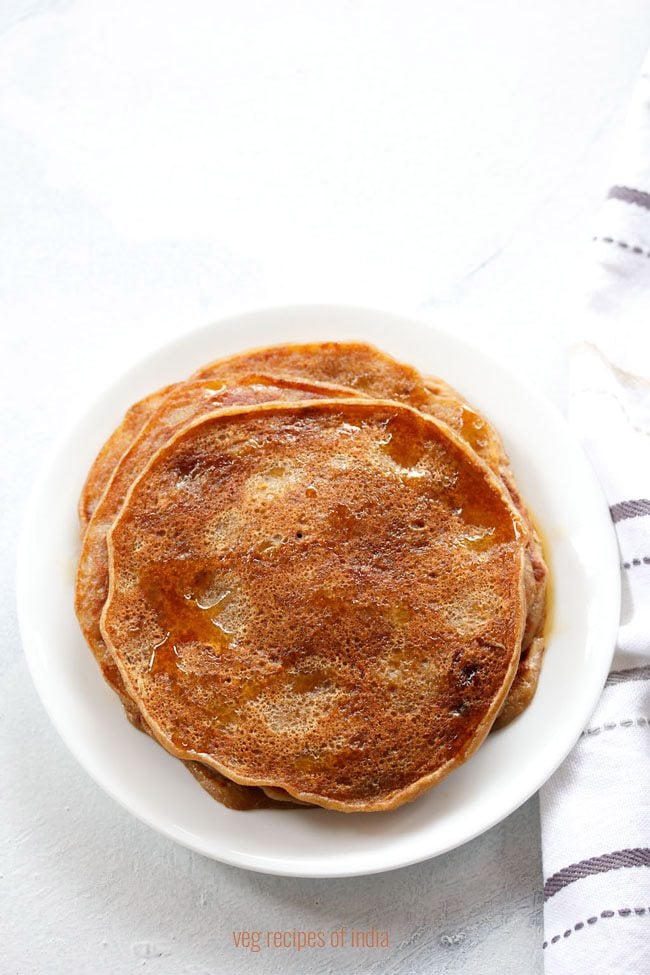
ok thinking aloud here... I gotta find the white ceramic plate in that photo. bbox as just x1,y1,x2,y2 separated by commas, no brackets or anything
17,305,620,877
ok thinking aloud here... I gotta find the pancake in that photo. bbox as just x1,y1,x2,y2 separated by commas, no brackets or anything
419,379,547,726
78,344,546,734
261,786,313,806
192,340,433,405
185,761,305,810
101,399,527,812
78,385,174,535
76,374,364,717
192,343,547,723
192,342,506,468
76,343,546,811
76,375,362,811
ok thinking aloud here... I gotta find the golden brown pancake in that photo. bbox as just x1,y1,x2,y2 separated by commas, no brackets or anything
79,343,546,735
76,342,546,811
101,399,527,812
191,343,547,723
192,342,506,468
76,375,364,716
260,786,313,806
185,761,305,810
76,375,362,811
78,385,174,535
192,340,432,404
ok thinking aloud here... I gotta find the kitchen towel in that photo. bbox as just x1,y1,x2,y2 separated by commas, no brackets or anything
539,53,650,975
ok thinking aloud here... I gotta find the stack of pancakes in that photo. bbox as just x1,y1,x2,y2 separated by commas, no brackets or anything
75,342,547,812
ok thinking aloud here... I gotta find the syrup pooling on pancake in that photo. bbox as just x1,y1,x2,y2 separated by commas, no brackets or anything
76,375,364,701
101,400,527,812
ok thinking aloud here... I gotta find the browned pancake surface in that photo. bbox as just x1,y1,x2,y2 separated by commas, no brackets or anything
101,400,527,811
76,376,359,810
76,375,363,708
193,345,546,717
79,348,546,727
78,386,173,534
76,343,547,811
192,341,431,404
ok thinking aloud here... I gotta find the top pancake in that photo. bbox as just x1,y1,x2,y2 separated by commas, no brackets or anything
101,399,527,812
193,343,547,722
78,342,547,739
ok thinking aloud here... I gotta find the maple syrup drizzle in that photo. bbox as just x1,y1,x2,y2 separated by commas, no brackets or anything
141,564,236,679
459,404,488,449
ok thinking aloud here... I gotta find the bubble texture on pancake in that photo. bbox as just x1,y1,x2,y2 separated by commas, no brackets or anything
79,345,546,731
75,342,547,812
193,343,547,723
101,399,527,812
76,375,363,811
76,375,364,711
194,343,507,470
192,340,431,401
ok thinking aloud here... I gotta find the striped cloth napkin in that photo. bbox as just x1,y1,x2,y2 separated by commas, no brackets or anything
539,55,650,975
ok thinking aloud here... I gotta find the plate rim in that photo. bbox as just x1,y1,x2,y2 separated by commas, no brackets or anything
16,303,621,877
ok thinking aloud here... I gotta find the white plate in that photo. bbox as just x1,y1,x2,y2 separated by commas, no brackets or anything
17,305,620,877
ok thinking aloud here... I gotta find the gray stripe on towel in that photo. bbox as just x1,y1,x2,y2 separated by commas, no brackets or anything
610,499,650,523
608,186,650,210
544,848,650,901
606,665,650,686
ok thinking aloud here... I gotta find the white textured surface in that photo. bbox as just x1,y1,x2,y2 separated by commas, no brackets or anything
1,1,649,972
